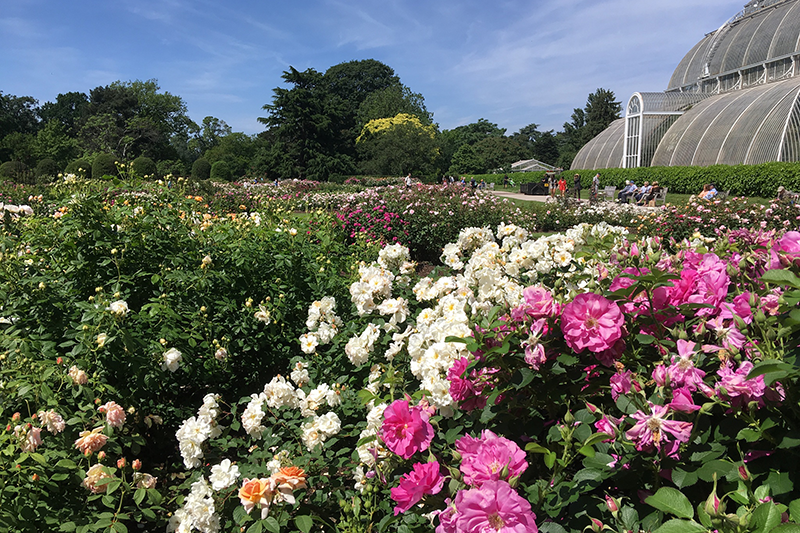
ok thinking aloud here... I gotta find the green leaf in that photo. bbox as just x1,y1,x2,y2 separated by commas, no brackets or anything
511,367,534,389
761,269,800,288
246,522,263,533
672,468,698,489
636,333,656,344
771,524,800,533
112,522,128,533
30,452,47,465
751,502,782,533
538,523,568,533
746,361,796,381
56,459,78,469
789,499,800,522
645,487,694,519
653,519,706,533
133,488,146,506
525,442,550,454
263,517,280,533
295,515,313,533
543,451,556,469
59,522,76,532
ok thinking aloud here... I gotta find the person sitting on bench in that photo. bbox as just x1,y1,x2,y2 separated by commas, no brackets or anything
618,180,636,203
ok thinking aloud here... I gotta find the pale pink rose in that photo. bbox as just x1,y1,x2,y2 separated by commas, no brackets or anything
560,293,624,354
22,426,42,452
652,365,668,387
83,464,113,493
74,427,108,455
390,461,445,515
98,401,126,429
522,285,559,318
68,365,89,385
524,342,546,370
38,409,65,434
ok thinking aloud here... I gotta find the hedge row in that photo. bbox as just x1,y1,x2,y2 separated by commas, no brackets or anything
466,161,800,198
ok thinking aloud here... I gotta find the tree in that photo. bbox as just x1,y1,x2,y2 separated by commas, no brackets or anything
448,144,485,175
440,119,506,171
0,92,39,138
356,113,439,177
38,92,89,137
191,116,232,154
204,132,257,178
33,120,80,167
259,67,354,180
584,88,621,140
474,136,525,172
357,85,432,127
512,124,560,165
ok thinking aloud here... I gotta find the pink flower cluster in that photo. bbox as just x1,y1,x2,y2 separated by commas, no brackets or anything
380,399,435,459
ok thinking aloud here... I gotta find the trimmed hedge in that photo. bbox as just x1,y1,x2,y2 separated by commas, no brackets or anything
0,161,32,183
191,158,211,181
210,160,232,182
469,161,800,198
92,153,118,179
65,158,92,179
34,158,61,178
132,156,158,178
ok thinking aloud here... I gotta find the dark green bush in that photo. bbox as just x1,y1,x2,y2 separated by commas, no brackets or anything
92,153,118,179
34,158,61,179
65,158,92,179
191,158,211,180
158,159,187,179
210,160,232,182
132,156,158,178
0,161,32,183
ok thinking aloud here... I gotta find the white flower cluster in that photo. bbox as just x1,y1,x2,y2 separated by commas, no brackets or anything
242,373,343,445
299,297,342,354
376,243,413,272
168,476,219,533
209,458,240,491
175,394,222,469
300,411,342,451
349,264,395,315
344,323,380,366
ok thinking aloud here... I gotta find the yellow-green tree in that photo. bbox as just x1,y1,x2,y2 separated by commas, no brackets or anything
356,113,439,178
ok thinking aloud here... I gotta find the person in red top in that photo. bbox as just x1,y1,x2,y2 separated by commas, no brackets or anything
558,176,567,197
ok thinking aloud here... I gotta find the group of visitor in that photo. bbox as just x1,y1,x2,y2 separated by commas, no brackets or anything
617,180,662,205
698,183,718,200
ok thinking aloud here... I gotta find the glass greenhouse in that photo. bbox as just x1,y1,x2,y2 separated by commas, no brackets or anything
572,0,800,169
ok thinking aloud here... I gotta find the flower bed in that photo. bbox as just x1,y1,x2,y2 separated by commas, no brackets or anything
1,179,799,533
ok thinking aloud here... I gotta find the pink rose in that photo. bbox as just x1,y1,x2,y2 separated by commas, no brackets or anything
560,293,624,354
522,286,558,318
390,461,444,515
456,430,527,487
380,400,434,459
98,401,126,429
450,480,538,532
626,403,692,459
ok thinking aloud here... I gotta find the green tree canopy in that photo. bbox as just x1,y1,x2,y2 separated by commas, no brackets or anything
356,113,439,178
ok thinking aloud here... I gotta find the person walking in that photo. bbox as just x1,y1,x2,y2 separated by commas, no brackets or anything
591,173,600,203
573,173,582,199
503,174,509,189
558,176,567,197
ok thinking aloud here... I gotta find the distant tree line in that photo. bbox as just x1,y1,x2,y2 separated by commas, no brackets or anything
0,60,621,182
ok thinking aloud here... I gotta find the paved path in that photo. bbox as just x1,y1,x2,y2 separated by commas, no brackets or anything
488,190,585,204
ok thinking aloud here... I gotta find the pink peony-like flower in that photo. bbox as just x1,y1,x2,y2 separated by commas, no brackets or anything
450,480,538,532
670,387,701,413
390,461,445,515
594,416,618,442
380,399,434,459
560,293,624,354
719,292,753,324
715,361,766,409
98,401,126,429
666,340,706,392
610,370,634,401
521,285,559,318
456,430,528,487
625,403,692,459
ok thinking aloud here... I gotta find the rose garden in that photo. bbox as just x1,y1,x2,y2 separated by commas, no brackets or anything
1,175,800,533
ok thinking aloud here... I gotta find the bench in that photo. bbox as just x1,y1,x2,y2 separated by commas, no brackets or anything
602,186,616,201
651,186,668,206
715,189,731,201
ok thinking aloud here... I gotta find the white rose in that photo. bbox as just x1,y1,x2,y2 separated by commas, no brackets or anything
162,348,183,372
108,300,129,318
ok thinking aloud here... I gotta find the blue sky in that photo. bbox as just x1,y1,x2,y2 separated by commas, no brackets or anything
1,0,741,136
